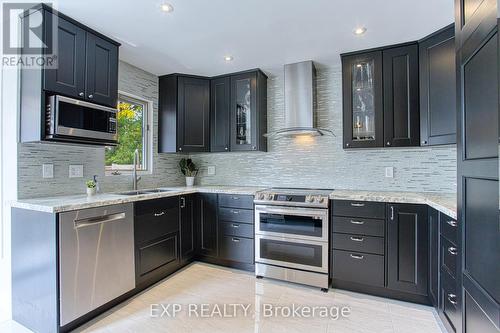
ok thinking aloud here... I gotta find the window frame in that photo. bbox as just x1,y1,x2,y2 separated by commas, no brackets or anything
105,91,153,176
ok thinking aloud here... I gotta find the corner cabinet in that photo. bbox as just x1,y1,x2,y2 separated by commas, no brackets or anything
342,43,419,148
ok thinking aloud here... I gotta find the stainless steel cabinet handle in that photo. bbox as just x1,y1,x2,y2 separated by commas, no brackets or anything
88,94,93,99
350,203,365,207
232,210,240,214
448,293,457,305
350,254,364,260
390,206,394,220
350,236,364,242
231,224,240,228
154,211,165,217
231,196,240,200
232,238,240,242
447,220,457,227
74,212,126,228
448,247,458,255
350,220,365,225
79,92,84,97
386,141,391,146
225,147,228,150
180,197,186,208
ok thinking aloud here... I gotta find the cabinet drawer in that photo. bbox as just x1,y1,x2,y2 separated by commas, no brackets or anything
219,207,254,224
135,197,178,216
218,194,254,209
332,200,386,219
135,205,179,244
440,274,460,332
333,250,385,287
333,233,384,255
220,221,254,238
137,233,178,277
219,235,254,264
441,236,459,279
440,213,458,245
332,216,385,237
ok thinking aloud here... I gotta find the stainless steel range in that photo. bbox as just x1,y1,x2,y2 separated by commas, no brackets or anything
254,188,332,291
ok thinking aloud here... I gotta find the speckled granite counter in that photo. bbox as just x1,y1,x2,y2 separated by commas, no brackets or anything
330,190,457,219
11,186,265,213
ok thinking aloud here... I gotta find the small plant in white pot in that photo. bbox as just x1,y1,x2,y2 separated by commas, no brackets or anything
179,158,198,187
86,180,97,196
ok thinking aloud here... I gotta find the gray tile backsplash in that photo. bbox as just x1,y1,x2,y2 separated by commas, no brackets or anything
191,64,457,193
17,62,457,199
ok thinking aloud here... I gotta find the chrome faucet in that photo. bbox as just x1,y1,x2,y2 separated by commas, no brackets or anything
132,149,142,190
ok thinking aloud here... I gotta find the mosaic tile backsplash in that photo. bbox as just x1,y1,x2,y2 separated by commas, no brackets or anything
17,62,457,199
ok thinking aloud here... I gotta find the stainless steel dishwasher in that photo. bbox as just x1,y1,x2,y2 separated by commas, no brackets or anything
59,203,135,326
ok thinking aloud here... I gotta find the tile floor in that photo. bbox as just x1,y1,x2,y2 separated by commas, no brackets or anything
1,263,446,333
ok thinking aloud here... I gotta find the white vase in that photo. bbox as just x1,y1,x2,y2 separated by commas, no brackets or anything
87,187,97,196
185,176,195,187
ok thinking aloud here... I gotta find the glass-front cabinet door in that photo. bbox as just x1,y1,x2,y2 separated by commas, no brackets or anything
342,51,383,148
230,72,258,151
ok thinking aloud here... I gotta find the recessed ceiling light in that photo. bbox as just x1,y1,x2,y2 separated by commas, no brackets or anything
354,27,367,35
160,3,174,13
224,55,234,62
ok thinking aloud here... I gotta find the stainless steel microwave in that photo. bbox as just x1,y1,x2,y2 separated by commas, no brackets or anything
45,95,118,145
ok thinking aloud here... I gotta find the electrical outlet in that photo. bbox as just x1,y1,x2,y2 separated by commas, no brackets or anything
207,166,216,176
385,167,394,178
42,164,54,178
69,165,84,178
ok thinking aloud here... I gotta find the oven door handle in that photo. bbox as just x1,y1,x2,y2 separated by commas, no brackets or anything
255,206,328,218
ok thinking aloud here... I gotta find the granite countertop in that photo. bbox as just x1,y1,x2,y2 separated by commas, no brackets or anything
11,186,266,213
330,190,457,219
12,186,457,219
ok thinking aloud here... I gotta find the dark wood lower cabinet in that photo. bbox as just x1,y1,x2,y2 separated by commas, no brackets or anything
428,208,440,307
195,193,219,257
180,195,195,263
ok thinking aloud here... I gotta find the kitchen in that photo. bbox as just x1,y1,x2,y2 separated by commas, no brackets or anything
0,1,498,333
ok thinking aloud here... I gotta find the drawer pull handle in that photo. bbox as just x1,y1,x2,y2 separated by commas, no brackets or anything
350,220,365,225
231,224,240,228
447,293,458,305
390,206,394,221
154,211,165,217
448,247,458,255
350,203,365,207
232,238,240,242
350,254,364,260
350,236,364,242
231,196,240,200
232,210,240,214
447,220,457,227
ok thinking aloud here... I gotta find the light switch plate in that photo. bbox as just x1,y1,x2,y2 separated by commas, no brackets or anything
385,167,394,178
207,166,216,176
42,164,54,178
69,165,84,178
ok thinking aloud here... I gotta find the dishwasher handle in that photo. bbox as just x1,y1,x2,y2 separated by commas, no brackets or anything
74,212,126,229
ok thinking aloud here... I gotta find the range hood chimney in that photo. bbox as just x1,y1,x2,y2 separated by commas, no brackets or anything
265,60,333,138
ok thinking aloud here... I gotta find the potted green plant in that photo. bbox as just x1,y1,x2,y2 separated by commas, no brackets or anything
179,158,198,187
86,179,97,196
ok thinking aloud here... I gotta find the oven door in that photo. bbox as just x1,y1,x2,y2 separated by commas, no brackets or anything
48,95,117,144
255,234,328,273
255,205,328,242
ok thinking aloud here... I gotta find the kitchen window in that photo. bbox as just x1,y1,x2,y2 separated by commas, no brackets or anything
105,93,152,175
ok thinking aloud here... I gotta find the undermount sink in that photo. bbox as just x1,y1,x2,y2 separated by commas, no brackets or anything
143,188,174,193
117,188,173,196
117,190,150,196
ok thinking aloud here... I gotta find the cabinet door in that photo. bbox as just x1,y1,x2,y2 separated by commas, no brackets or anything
43,12,86,98
177,77,210,152
387,204,428,295
195,193,218,257
342,51,384,148
85,33,119,107
230,72,258,151
383,44,420,147
210,77,231,152
180,195,195,262
428,208,440,307
419,26,456,146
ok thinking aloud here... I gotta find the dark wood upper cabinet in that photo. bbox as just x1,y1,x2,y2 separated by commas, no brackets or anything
210,76,231,152
387,203,428,296
419,25,456,146
43,12,86,99
230,71,268,152
341,51,384,149
383,44,420,147
85,33,119,107
158,74,210,153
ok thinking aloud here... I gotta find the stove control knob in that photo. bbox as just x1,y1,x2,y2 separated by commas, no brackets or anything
265,193,274,200
306,195,314,203
258,193,265,200
317,197,325,204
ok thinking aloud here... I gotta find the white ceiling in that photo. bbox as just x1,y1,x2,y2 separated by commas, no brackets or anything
55,0,454,76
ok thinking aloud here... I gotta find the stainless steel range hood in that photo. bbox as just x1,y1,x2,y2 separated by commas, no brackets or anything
265,60,334,138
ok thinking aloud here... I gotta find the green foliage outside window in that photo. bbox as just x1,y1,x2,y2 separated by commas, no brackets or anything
105,100,144,169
